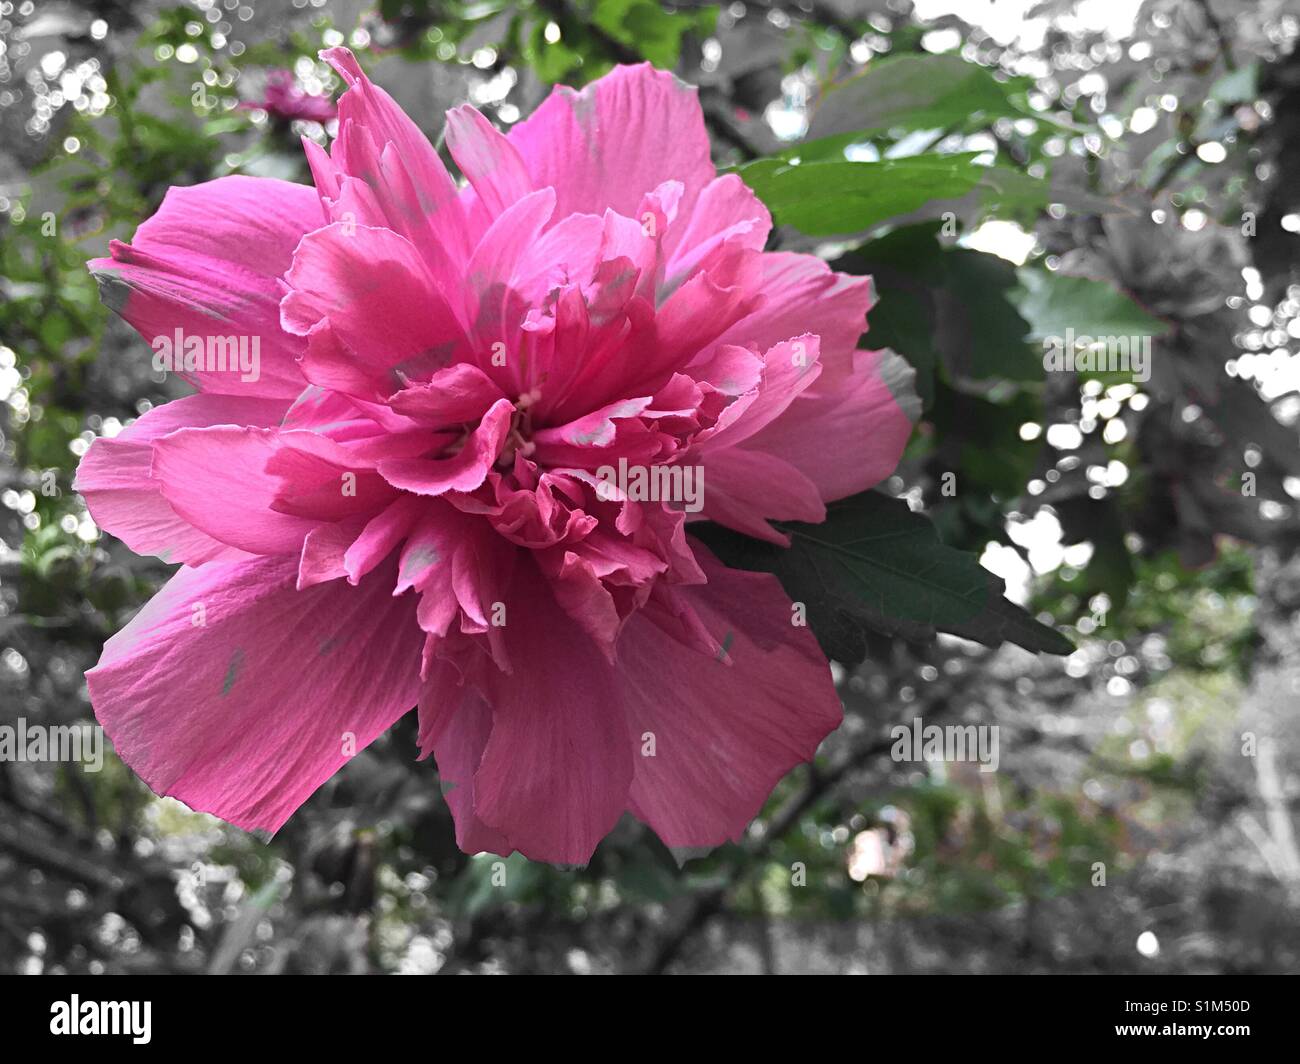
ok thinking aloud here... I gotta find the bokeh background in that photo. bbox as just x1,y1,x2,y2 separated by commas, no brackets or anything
4,0,1300,974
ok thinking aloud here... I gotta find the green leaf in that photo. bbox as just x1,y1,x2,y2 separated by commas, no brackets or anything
736,154,987,236
1012,269,1171,341
692,492,1074,664
1208,62,1258,105
527,18,584,82
805,54,1034,147
968,164,1052,225
591,0,716,68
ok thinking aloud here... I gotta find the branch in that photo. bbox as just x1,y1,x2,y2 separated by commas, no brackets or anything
1194,0,1236,72
637,736,890,973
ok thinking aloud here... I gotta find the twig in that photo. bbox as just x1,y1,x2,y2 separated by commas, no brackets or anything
1194,0,1237,72
639,732,899,973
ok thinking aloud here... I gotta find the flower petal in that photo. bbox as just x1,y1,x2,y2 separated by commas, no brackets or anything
88,176,324,398
621,548,842,848
745,348,920,502
466,560,634,864
378,397,514,496
417,664,514,856
319,46,474,262
280,223,468,376
698,446,826,543
74,394,290,565
388,363,508,427
507,63,714,225
87,554,423,834
151,426,325,555
664,173,771,290
706,251,875,389
445,104,535,220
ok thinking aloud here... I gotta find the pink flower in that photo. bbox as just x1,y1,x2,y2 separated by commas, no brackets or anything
242,69,337,124
77,49,917,864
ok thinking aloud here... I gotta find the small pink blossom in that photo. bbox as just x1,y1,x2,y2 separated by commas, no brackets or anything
77,50,917,864
242,69,337,124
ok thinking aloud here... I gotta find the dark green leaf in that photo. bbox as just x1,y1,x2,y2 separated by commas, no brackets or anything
692,492,1074,664
835,223,1039,385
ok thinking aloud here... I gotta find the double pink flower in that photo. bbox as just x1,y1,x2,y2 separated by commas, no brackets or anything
77,50,917,863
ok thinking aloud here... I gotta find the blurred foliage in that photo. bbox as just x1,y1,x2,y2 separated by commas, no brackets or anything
2,0,1300,974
